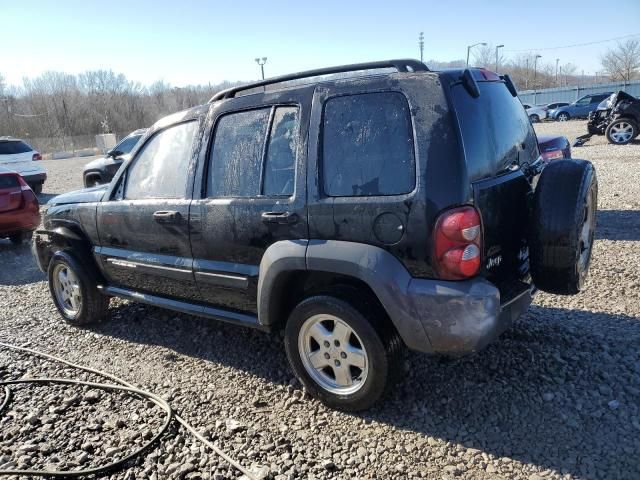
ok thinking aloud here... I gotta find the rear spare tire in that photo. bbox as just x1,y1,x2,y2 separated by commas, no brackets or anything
529,159,597,295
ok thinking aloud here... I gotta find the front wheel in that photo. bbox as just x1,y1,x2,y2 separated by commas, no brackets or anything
284,295,403,411
605,119,637,145
48,251,110,325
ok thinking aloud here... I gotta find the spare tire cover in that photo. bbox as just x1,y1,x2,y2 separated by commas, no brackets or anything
529,159,598,295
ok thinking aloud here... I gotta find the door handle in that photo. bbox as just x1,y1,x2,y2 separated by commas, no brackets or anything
153,210,182,224
261,211,298,225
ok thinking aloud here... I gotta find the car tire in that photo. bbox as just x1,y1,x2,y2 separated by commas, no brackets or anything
605,118,638,145
48,251,110,325
529,159,597,295
284,294,404,411
529,114,540,123
557,112,570,122
30,182,43,194
9,231,31,245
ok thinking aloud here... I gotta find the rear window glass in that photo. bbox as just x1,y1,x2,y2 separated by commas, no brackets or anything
0,175,19,188
451,81,539,181
0,141,33,155
322,92,415,197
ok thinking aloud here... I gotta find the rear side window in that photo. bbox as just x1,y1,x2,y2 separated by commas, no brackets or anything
0,175,20,188
322,92,415,197
451,81,538,180
0,141,33,155
207,106,300,198
125,121,198,200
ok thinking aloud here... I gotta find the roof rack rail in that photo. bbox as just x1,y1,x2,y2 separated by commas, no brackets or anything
208,59,429,103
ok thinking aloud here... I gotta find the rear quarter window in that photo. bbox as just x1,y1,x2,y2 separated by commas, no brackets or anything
0,141,33,155
451,81,539,181
322,92,415,197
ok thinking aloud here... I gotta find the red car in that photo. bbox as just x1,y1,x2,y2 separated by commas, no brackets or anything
0,166,40,245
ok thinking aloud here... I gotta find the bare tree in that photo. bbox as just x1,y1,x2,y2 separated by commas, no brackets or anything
601,39,640,82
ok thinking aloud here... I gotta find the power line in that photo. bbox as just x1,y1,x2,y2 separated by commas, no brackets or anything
505,33,640,53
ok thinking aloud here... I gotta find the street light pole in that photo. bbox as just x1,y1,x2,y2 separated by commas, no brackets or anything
419,32,424,63
254,57,267,80
466,42,487,67
533,54,542,104
495,44,504,73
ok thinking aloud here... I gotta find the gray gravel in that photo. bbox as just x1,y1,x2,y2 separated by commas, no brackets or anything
1,123,639,479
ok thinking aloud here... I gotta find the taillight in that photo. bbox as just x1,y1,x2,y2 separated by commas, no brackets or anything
541,149,564,162
32,152,42,161
434,206,482,280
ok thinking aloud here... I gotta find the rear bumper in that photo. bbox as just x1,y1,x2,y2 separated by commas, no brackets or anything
404,277,533,355
22,172,47,184
0,210,40,236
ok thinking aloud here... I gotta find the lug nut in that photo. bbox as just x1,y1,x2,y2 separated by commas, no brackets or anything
324,353,330,360
334,360,341,367
334,340,340,347
340,352,347,359
324,341,330,348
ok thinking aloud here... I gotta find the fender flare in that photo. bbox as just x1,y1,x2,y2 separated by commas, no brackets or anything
257,239,433,352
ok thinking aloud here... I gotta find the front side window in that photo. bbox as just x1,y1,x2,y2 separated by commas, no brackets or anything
322,92,415,197
124,121,198,200
115,134,142,154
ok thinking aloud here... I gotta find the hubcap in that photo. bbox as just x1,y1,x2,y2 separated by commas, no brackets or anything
559,114,568,121
609,122,634,143
298,314,368,395
578,188,596,283
52,263,82,317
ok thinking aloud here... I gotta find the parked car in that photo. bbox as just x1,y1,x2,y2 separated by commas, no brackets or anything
586,91,640,145
33,61,597,411
0,137,46,193
0,166,40,245
548,93,613,121
538,135,571,162
522,103,547,123
82,128,147,187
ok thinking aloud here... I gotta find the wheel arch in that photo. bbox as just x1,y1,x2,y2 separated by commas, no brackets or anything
257,239,433,352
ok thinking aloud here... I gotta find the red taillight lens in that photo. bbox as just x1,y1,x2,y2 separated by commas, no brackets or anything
541,149,564,162
434,206,482,280
32,152,42,161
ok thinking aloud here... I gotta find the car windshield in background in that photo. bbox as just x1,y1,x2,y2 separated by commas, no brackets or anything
115,135,143,154
0,141,33,155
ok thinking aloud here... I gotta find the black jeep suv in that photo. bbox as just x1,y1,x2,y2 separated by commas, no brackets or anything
33,60,597,411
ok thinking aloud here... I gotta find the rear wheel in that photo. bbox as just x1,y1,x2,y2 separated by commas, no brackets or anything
284,294,403,411
529,114,540,123
48,251,109,325
9,231,31,245
557,112,571,122
605,118,637,145
30,182,43,194
529,160,597,295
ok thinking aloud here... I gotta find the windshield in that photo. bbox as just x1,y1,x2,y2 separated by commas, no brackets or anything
114,134,143,154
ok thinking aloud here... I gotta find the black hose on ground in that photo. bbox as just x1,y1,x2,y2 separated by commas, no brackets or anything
0,341,260,479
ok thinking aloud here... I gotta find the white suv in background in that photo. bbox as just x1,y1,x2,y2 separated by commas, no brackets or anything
522,103,547,123
0,137,46,193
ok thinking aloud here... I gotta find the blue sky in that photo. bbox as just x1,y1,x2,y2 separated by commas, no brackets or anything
2,0,639,87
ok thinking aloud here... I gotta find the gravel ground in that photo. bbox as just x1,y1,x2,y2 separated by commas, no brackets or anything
0,122,639,479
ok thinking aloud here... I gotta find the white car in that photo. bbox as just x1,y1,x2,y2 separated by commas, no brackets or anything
522,103,547,123
0,137,46,193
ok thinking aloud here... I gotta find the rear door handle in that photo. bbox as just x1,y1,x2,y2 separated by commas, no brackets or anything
153,210,182,224
261,211,298,225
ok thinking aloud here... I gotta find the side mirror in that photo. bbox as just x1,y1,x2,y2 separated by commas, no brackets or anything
107,150,124,158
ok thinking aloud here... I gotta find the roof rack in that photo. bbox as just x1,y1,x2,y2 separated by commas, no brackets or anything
208,59,429,103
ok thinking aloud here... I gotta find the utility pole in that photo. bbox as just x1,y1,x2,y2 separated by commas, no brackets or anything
525,58,529,89
555,58,559,85
255,57,267,80
419,32,424,63
495,44,504,73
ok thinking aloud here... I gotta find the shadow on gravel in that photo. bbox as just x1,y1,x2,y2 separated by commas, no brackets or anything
0,240,45,285
92,302,640,479
596,210,640,241
36,193,58,204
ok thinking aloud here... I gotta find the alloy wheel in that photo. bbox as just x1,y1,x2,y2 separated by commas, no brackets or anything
52,263,82,317
609,121,634,143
